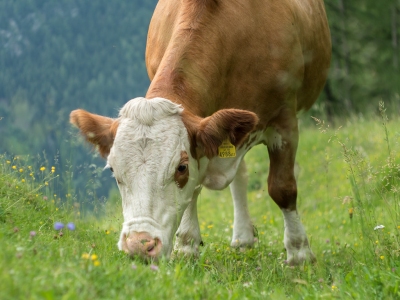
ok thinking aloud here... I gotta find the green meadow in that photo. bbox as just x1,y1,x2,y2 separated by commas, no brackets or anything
1,104,400,299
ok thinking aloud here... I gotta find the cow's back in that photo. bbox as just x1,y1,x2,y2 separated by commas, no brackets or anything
145,0,331,125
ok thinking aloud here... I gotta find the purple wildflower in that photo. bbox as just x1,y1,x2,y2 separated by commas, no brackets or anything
67,222,76,231
30,231,36,238
150,264,159,271
131,264,137,270
54,222,64,230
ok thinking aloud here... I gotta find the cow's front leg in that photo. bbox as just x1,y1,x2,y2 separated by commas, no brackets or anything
174,185,203,256
266,121,316,265
230,159,255,247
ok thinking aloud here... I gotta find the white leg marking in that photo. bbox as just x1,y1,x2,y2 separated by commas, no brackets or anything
230,160,255,247
265,127,283,150
174,186,202,256
282,209,316,265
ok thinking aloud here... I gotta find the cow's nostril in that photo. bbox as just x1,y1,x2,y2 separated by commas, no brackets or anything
146,238,161,256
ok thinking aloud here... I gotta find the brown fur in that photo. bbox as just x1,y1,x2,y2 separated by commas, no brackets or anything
174,151,190,188
70,110,119,157
197,109,259,158
145,0,331,159
70,0,331,213
146,0,331,117
181,109,259,159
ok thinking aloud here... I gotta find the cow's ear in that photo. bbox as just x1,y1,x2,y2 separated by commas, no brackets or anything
70,109,119,158
196,109,259,158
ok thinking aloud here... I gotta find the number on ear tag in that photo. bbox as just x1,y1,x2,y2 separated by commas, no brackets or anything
218,139,236,158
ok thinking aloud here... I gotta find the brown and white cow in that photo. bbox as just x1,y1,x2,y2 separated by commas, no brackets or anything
70,0,331,264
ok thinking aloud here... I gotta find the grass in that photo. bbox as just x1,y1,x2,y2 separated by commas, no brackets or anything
1,106,400,299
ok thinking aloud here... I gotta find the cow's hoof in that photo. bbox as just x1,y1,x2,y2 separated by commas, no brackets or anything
230,236,256,248
172,244,200,259
231,223,256,248
286,248,316,265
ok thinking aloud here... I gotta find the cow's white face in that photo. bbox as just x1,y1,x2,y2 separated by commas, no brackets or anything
107,98,199,259
70,97,258,261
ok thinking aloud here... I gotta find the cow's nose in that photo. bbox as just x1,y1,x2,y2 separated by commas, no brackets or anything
123,231,162,259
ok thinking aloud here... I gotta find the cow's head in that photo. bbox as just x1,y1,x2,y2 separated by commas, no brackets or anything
70,97,258,260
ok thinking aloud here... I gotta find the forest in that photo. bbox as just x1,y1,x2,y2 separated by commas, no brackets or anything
1,0,399,198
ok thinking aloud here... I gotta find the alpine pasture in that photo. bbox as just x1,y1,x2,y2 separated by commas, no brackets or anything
1,104,400,299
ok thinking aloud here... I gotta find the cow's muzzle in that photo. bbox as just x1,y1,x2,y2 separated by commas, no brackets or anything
121,231,163,260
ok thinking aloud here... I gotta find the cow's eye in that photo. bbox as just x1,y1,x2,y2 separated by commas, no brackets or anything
177,164,188,173
110,167,114,173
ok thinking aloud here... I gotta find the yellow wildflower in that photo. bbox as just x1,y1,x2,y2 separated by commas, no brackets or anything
93,260,100,267
6,160,10,164
349,207,354,219
380,256,384,260
12,166,17,170
19,168,23,173
21,179,25,183
45,182,49,186
81,253,90,259
207,224,214,229
91,254,98,261
40,166,46,172
51,166,55,173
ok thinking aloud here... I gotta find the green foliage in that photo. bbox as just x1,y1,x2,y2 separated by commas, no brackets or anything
0,0,157,197
317,0,400,117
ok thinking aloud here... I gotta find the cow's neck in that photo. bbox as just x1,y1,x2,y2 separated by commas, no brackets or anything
145,20,221,118
146,60,215,118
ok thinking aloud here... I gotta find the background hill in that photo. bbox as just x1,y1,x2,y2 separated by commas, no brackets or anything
0,0,399,198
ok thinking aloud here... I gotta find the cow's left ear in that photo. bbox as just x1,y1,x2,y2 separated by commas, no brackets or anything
196,109,259,158
70,109,119,158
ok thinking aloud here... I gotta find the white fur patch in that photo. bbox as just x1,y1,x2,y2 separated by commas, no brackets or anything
119,97,183,125
230,160,254,247
282,209,315,264
108,97,198,258
264,127,283,150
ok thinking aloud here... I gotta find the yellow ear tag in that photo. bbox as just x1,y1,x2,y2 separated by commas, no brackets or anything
218,139,236,158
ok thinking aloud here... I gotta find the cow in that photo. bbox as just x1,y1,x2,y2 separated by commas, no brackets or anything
70,0,331,264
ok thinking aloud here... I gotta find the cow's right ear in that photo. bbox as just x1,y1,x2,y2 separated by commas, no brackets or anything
70,109,119,158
